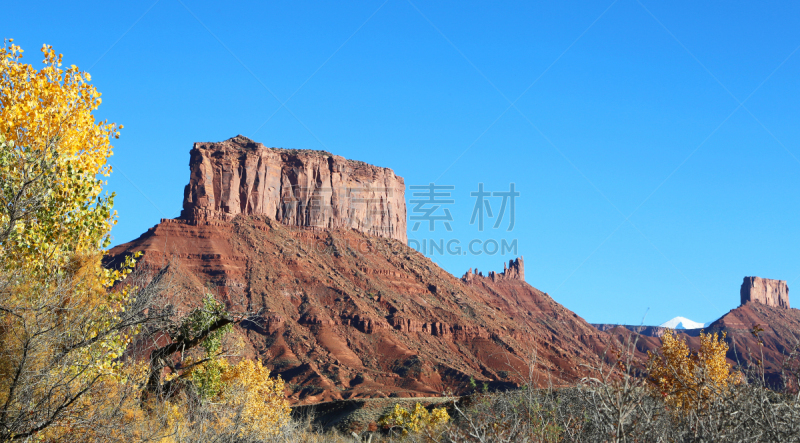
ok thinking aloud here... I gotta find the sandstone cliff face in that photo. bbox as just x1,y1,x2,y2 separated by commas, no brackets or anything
180,135,407,243
741,276,790,309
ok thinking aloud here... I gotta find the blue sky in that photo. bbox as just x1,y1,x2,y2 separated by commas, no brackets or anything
5,0,800,325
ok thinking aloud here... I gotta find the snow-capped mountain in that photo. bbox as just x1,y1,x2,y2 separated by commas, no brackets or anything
659,317,710,329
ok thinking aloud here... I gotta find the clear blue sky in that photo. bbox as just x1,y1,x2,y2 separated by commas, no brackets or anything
5,0,800,325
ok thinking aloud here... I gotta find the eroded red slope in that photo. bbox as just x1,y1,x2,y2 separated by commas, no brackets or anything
108,216,615,403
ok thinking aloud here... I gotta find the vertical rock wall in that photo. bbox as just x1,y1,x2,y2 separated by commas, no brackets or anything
180,135,407,243
741,276,790,309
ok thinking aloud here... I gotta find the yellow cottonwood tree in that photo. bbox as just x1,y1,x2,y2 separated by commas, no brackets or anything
0,40,292,442
0,39,139,441
0,39,120,273
218,360,291,437
379,402,450,436
647,329,737,412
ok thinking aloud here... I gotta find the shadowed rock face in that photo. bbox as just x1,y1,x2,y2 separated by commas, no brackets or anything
741,276,790,309
180,135,407,243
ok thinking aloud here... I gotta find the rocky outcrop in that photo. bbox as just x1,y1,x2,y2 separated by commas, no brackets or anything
108,220,610,403
462,257,525,283
180,135,407,242
107,141,619,403
741,276,789,309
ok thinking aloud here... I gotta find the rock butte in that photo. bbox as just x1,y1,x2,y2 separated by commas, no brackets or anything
594,275,799,387
181,135,407,243
109,136,800,405
740,276,790,309
108,137,622,404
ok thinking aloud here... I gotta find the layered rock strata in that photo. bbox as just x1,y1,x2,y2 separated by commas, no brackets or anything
741,276,789,309
108,220,612,403
180,135,407,243
108,139,621,404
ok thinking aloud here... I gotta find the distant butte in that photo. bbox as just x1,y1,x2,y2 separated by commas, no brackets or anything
740,276,790,309
593,274,799,386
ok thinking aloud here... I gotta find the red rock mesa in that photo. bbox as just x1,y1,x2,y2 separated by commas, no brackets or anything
181,135,407,242
108,137,617,402
740,276,790,309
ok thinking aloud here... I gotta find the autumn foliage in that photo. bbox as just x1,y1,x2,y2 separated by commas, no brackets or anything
0,39,120,273
0,40,290,441
218,360,291,436
11,37,800,443
379,403,450,436
647,329,739,411
0,38,140,441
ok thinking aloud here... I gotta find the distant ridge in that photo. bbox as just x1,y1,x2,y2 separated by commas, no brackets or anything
591,316,712,338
